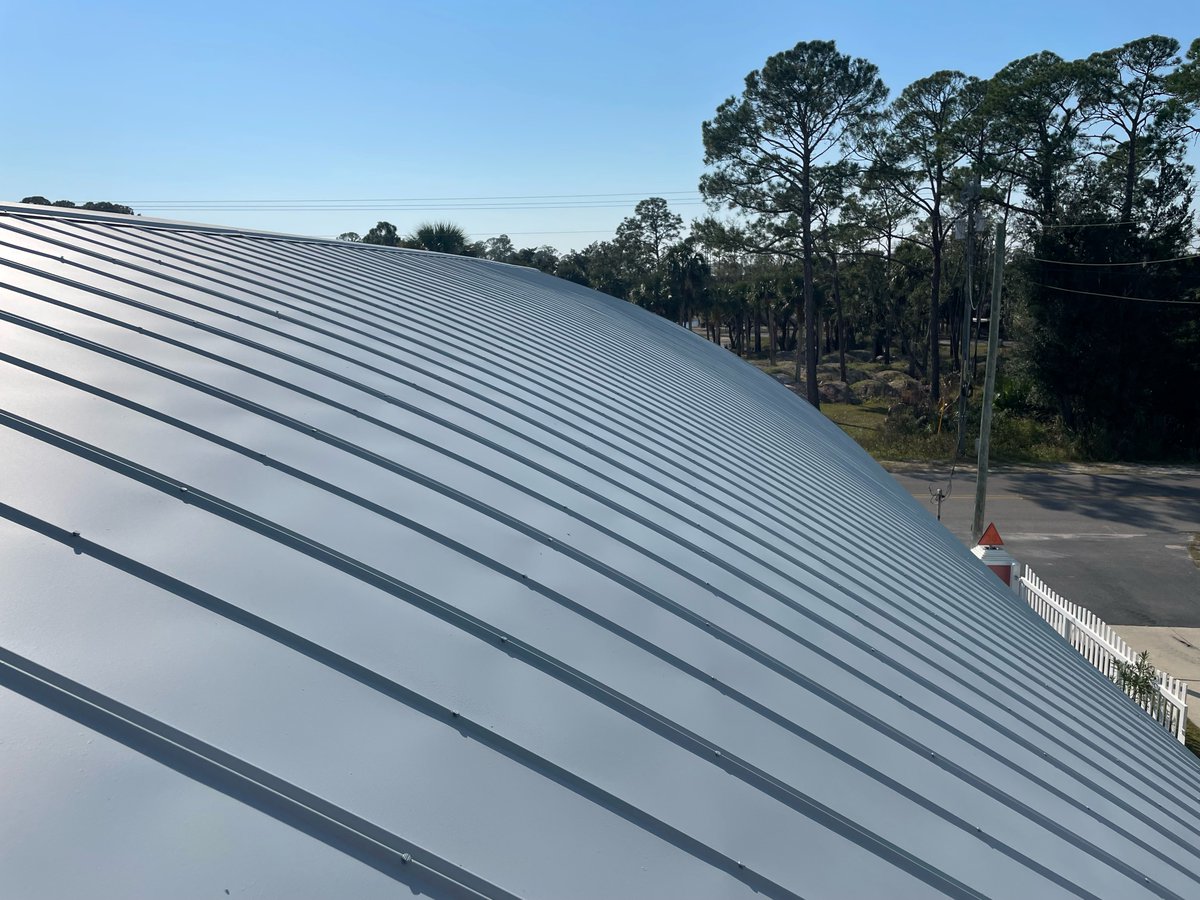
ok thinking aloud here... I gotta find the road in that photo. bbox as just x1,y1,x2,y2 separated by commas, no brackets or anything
887,464,1200,692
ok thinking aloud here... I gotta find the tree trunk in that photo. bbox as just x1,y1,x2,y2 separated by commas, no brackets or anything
949,287,960,372
1121,128,1138,225
800,154,819,408
767,301,776,365
929,235,943,404
832,250,846,383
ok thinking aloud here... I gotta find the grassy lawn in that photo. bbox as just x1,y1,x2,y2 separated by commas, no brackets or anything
1187,718,1200,760
745,347,1078,464
820,401,890,433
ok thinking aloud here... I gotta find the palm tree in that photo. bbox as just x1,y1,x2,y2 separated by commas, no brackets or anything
405,221,473,255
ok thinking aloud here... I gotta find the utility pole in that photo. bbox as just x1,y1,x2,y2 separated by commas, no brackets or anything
955,175,980,457
972,218,1006,541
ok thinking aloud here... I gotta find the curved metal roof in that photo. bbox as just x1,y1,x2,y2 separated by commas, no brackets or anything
1,202,1198,899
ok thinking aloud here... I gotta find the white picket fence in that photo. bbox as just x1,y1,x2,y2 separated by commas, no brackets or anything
1019,566,1188,742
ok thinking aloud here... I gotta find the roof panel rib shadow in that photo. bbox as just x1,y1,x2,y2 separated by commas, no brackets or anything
1,201,1198,899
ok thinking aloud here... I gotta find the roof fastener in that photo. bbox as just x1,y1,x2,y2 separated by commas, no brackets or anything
71,531,80,538
400,853,411,865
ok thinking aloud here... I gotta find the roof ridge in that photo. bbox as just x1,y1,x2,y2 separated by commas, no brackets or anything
0,200,348,245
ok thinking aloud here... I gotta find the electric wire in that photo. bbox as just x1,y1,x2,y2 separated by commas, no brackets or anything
1038,220,1138,229
1035,283,1200,305
1032,253,1200,266
119,190,703,203
112,202,708,212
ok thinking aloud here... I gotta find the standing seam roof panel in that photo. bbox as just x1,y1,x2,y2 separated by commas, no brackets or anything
2,203,1199,899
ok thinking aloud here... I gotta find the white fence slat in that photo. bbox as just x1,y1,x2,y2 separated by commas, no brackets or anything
1019,568,1187,743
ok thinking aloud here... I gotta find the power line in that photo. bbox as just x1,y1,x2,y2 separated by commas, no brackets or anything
1033,252,1200,266
1039,220,1137,229
1036,283,1200,305
119,190,704,204
465,229,615,236
315,227,626,241
115,201,708,213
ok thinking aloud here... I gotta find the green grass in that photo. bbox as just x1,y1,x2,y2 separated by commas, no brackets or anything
759,362,795,379
821,401,890,433
746,349,1078,465
988,412,1078,464
1186,718,1200,760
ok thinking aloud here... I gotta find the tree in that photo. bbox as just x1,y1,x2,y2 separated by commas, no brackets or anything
405,221,473,255
616,198,683,266
1079,36,1189,225
811,163,860,382
483,234,517,263
976,53,1085,225
575,240,631,300
361,221,400,246
1167,37,1200,119
554,251,591,286
843,178,912,365
336,231,361,242
1115,651,1160,706
513,245,559,274
663,239,711,327
701,40,886,407
22,196,133,215
80,201,134,214
867,71,981,404
614,198,683,310
1010,35,1200,459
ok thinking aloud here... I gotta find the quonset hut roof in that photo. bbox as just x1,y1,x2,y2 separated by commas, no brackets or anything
1,201,1198,899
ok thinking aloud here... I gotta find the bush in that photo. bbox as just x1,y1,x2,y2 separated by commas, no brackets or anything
1114,651,1159,705
989,410,1077,463
860,403,956,460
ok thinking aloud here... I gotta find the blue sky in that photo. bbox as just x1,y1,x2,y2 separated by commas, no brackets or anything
1,0,1196,250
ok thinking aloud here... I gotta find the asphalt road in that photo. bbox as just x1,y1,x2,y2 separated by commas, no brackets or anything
887,464,1200,628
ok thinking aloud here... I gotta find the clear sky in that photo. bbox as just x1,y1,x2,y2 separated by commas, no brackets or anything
1,0,1196,250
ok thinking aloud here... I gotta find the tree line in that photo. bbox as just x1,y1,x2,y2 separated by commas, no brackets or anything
20,196,135,215
23,34,1200,458
341,34,1200,459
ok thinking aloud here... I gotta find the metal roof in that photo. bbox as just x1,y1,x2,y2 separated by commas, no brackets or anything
1,201,1198,899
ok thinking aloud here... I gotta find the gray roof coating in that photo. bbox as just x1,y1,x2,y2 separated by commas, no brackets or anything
1,201,1198,899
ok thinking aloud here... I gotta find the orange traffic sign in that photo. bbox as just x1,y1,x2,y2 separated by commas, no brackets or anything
977,523,1004,547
